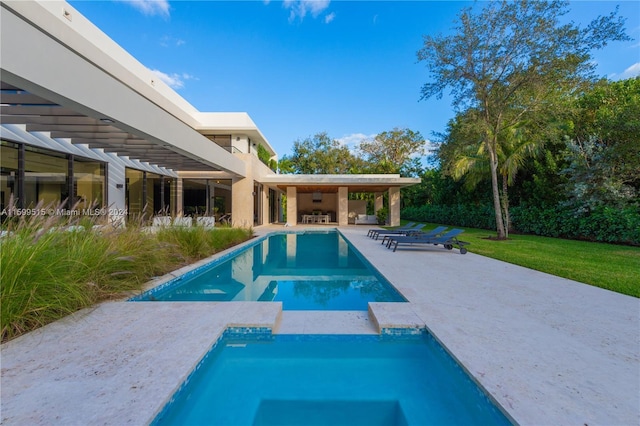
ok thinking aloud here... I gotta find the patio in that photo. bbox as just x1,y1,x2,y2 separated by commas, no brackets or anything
1,225,638,425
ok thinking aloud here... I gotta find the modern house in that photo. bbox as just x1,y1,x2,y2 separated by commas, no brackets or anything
1,0,419,227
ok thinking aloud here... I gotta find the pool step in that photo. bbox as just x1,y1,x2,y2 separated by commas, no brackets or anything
275,311,378,334
368,302,426,336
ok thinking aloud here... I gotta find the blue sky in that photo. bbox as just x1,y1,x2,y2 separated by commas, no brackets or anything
69,0,640,158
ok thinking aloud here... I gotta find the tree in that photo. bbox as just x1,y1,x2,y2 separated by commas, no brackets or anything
417,0,629,239
441,109,547,236
562,77,640,211
438,111,487,191
280,132,363,174
357,127,426,175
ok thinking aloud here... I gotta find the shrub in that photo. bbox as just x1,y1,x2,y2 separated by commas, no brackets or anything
376,207,389,225
402,202,640,245
1,210,253,342
402,203,496,230
511,204,640,245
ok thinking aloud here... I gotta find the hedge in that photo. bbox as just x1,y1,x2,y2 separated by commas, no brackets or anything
401,204,496,230
402,203,640,245
511,204,640,245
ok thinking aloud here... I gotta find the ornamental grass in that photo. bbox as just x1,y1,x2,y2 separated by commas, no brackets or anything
0,200,253,342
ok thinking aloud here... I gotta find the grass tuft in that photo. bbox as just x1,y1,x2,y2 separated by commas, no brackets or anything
0,207,253,342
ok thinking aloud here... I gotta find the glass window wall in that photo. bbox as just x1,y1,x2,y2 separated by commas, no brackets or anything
183,179,207,216
24,146,69,209
1,141,19,212
1,140,108,215
0,139,178,223
126,168,174,220
74,157,105,209
125,168,145,218
183,178,232,219
146,172,172,215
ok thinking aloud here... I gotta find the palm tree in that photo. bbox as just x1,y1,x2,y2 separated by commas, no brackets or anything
444,114,542,238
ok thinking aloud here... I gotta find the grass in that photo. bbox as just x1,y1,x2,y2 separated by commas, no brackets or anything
401,221,640,298
0,207,254,342
3,210,637,341
156,225,252,262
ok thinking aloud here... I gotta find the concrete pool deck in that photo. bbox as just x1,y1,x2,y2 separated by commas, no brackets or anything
1,225,638,425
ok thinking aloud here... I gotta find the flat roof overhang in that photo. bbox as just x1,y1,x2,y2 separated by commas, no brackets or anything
0,84,213,170
196,113,276,158
260,174,421,193
0,1,246,175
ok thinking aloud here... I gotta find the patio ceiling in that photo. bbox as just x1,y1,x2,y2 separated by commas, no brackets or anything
261,174,421,194
0,82,214,171
276,184,398,193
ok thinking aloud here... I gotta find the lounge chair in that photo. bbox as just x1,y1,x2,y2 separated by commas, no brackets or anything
370,223,427,240
387,228,470,254
367,222,415,238
381,225,448,246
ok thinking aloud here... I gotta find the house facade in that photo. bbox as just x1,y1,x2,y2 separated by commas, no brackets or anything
1,1,419,227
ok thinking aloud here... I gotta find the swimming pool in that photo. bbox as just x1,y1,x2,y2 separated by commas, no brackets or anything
152,333,512,425
133,230,406,310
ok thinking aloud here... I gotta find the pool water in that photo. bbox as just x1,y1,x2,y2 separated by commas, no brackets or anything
152,334,512,426
133,231,406,310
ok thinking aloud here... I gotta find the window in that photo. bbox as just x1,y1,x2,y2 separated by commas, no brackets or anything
125,168,144,217
74,157,105,209
0,141,18,211
24,146,68,208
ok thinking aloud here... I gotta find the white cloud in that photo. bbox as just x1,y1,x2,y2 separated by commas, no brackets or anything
307,0,330,17
283,0,331,23
159,35,185,47
150,69,196,89
324,12,336,24
120,0,170,18
608,62,640,81
619,62,640,79
337,133,376,149
424,139,438,153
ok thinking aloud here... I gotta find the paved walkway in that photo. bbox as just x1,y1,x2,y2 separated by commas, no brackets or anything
1,225,638,425
338,226,639,425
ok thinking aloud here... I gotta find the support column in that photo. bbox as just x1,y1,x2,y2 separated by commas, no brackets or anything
107,161,125,227
67,154,74,208
374,192,384,215
231,177,254,227
210,184,216,217
261,185,269,225
388,187,400,227
338,186,349,226
17,144,25,209
173,178,183,216
286,186,297,225
160,176,166,213
205,179,211,216
141,172,148,218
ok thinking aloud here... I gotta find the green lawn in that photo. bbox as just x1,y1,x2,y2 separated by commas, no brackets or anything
401,222,640,297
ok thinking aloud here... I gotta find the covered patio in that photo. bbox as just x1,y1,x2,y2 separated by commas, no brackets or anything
260,174,420,226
